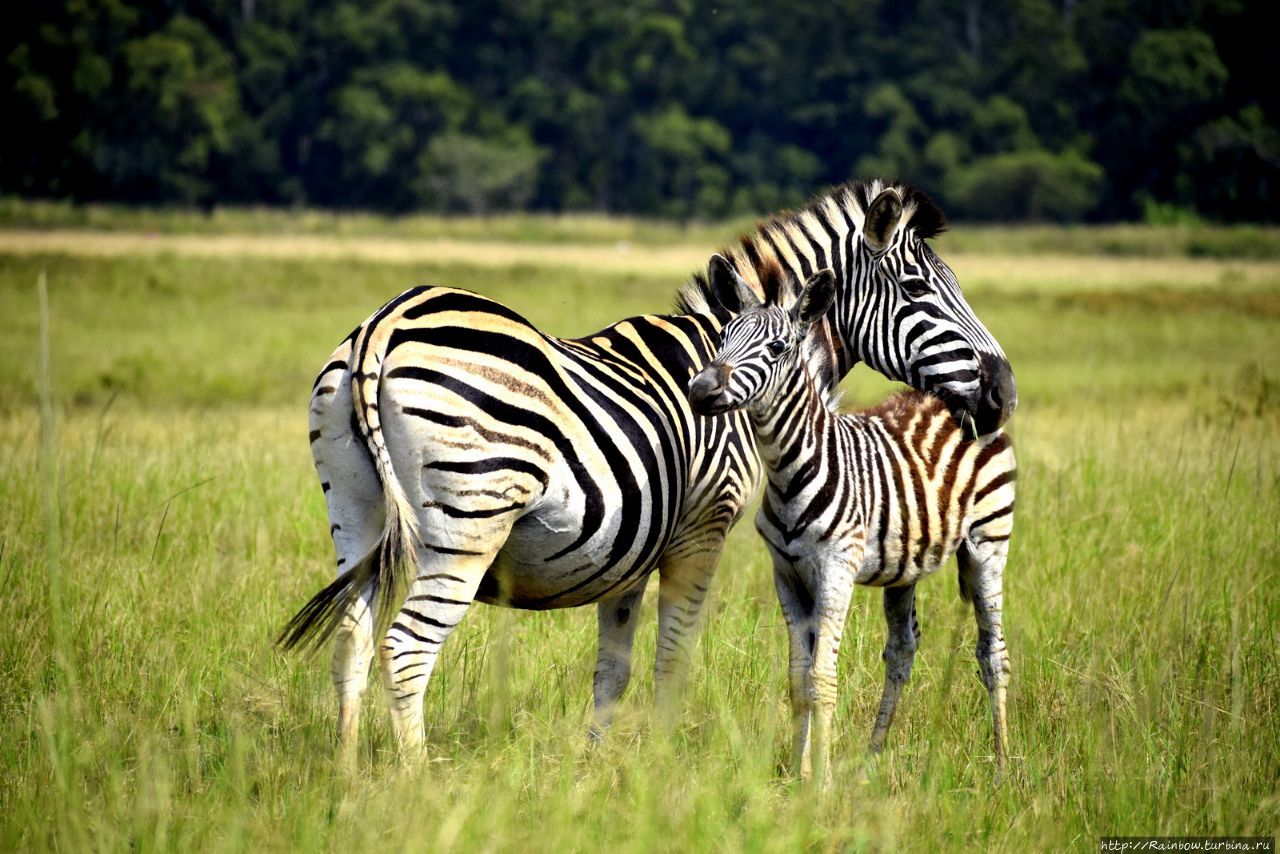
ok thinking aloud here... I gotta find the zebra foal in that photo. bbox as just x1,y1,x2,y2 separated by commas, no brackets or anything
689,257,1016,784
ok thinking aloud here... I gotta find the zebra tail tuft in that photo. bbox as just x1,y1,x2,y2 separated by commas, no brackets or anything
276,507,416,653
276,560,361,654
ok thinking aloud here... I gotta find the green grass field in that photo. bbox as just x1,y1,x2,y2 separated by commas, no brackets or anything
1,215,1277,851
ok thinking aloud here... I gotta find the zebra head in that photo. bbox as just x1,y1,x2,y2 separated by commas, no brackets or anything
681,182,1017,435
839,184,1016,435
688,260,836,417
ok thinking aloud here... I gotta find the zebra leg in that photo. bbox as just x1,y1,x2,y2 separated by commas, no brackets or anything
959,539,1011,782
652,538,724,725
589,585,646,739
376,543,502,755
772,557,816,782
869,584,919,754
808,561,856,788
325,503,383,764
309,348,386,762
331,586,376,763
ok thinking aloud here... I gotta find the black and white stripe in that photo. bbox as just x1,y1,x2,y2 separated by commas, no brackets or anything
689,263,1015,784
280,179,1016,757
680,180,1016,435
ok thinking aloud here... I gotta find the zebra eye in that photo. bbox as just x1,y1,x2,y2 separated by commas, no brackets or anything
766,340,787,357
900,277,930,298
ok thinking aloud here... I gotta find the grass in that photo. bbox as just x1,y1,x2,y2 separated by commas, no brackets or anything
0,220,1277,851
0,196,735,246
4,195,1280,258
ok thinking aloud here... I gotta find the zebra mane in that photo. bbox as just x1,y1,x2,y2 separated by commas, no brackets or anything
675,179,946,414
674,178,947,317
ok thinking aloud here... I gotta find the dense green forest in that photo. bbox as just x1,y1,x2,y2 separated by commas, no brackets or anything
4,0,1276,221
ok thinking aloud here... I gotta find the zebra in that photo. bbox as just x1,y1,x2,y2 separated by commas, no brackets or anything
688,256,1016,785
278,179,1017,760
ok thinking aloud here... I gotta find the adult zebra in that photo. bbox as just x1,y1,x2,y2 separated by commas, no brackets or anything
280,179,1016,757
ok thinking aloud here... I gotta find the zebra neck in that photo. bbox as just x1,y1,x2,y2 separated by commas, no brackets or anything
769,228,862,382
749,365,831,486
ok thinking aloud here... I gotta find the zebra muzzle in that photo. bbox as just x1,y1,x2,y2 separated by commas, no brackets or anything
688,364,735,416
971,353,1018,435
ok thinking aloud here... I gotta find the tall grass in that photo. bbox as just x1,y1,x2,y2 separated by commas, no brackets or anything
0,239,1276,850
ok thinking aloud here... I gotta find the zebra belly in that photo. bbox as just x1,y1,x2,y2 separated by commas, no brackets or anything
865,537,961,586
474,553,654,610
471,474,676,610
473,518,666,610
857,505,962,587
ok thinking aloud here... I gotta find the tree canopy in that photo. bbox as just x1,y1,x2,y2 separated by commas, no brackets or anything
4,0,1276,221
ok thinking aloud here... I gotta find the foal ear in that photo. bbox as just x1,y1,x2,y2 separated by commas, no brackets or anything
792,269,836,325
708,254,761,313
863,188,904,254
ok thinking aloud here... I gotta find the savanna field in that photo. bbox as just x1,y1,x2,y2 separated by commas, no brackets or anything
0,207,1277,850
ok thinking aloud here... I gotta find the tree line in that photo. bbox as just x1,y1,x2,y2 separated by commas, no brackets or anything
4,0,1276,222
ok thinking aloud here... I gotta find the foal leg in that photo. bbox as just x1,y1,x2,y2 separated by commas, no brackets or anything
959,539,1011,782
772,556,816,781
808,560,857,788
589,585,646,739
869,583,919,754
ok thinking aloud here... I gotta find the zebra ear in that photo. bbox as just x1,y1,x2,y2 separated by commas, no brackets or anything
708,254,760,313
864,188,904,254
793,269,836,325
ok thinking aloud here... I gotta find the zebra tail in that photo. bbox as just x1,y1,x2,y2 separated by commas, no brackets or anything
276,520,414,653
279,307,421,653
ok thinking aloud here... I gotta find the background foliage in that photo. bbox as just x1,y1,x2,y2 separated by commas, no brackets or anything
5,0,1277,221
